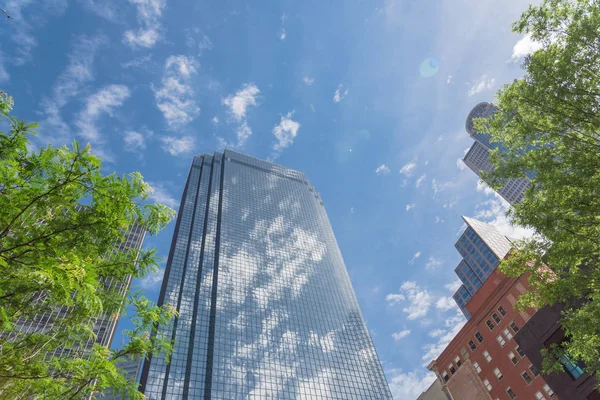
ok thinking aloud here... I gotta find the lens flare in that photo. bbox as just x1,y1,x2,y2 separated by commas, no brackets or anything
420,57,440,78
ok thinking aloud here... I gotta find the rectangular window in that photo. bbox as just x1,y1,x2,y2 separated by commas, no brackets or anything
535,392,546,400
543,384,555,398
508,352,519,365
516,345,525,357
442,371,449,382
454,356,462,368
560,354,585,380
493,367,503,381
521,371,532,384
483,350,492,362
496,335,507,347
506,387,517,399
486,320,495,330
510,321,520,333
492,312,501,323
498,305,506,316
475,331,484,343
483,379,492,391
449,363,456,374
503,328,514,340
468,340,477,351
529,364,540,377
473,361,482,373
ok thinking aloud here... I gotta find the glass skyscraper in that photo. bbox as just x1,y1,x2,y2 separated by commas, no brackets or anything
463,102,530,205
140,150,392,399
452,217,513,318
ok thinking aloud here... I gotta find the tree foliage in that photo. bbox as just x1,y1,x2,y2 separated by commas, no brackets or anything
0,93,176,399
477,0,600,383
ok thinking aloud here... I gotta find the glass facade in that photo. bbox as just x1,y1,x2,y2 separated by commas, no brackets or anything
140,150,392,399
463,102,530,205
451,218,513,319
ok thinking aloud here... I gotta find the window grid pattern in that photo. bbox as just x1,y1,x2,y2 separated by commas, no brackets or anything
141,151,391,399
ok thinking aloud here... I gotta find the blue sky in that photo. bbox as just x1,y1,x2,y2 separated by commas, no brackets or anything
1,0,541,398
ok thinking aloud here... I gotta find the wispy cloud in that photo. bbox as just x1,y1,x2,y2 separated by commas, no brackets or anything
272,111,301,153
185,28,213,55
147,181,178,208
425,256,443,270
387,369,436,400
121,54,153,69
40,35,108,140
445,280,462,292
415,174,427,188
375,164,390,175
475,194,534,239
76,84,131,142
278,13,288,41
421,311,466,363
386,281,432,320
138,268,165,290
123,130,149,153
399,162,416,177
160,136,195,156
510,34,543,62
123,0,166,48
435,296,456,311
406,204,416,211
223,83,260,121
409,251,421,264
303,77,314,85
435,216,444,224
467,75,495,96
446,75,453,84
392,329,411,341
154,55,200,129
333,84,348,103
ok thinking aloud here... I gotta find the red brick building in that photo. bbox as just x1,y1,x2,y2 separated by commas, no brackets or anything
428,269,557,400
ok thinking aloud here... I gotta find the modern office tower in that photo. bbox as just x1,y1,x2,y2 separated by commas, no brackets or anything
140,150,392,399
452,217,513,319
463,102,530,205
12,223,146,355
98,357,143,400
428,270,558,400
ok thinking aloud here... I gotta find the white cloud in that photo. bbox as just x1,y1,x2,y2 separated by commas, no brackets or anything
333,84,348,103
446,75,453,84
428,329,445,338
185,28,213,55
387,369,436,400
399,162,416,177
279,28,287,41
124,130,146,151
436,296,456,311
121,54,153,69
387,281,433,320
40,35,108,139
392,329,411,341
425,257,443,270
147,181,178,208
510,34,543,62
435,216,444,224
456,158,467,170
385,293,405,305
375,164,391,175
303,77,314,85
138,268,165,289
406,204,416,211
160,136,195,156
476,180,496,196
409,251,421,264
415,174,426,188
421,311,466,363
154,55,200,129
272,111,300,152
467,74,496,96
76,84,131,141
212,116,219,125
223,83,260,121
445,280,462,292
123,0,166,48
475,194,534,239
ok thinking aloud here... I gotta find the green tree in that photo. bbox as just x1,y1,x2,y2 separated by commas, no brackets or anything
476,0,600,384
0,92,177,399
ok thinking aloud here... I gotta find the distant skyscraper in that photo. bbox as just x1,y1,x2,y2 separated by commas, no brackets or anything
463,102,530,205
452,217,513,318
140,150,392,399
12,223,146,355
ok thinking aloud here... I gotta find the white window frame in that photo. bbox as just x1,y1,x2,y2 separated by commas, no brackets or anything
493,367,503,381
503,327,514,340
496,335,507,347
473,361,482,373
483,350,492,362
483,378,492,391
